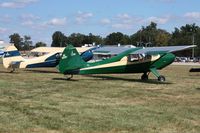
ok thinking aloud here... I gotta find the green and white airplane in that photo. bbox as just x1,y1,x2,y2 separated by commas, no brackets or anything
58,44,195,81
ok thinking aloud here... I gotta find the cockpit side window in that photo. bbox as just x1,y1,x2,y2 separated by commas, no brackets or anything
128,54,140,62
145,54,151,60
128,53,152,62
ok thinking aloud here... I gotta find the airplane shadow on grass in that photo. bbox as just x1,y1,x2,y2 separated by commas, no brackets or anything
196,88,200,91
52,78,78,81
189,73,200,77
0,70,10,74
83,75,173,84
25,69,59,74
14,68,173,84
0,70,20,74
0,69,58,74
53,74,173,84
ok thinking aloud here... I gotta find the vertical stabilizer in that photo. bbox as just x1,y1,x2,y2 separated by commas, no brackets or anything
2,45,24,69
58,45,86,74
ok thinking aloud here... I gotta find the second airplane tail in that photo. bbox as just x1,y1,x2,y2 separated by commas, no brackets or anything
2,45,24,70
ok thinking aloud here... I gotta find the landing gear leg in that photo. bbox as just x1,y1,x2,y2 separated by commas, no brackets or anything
141,72,149,80
65,74,73,80
150,68,166,82
10,68,15,73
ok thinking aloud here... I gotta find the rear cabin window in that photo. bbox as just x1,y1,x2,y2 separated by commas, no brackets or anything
128,54,151,62
128,54,140,62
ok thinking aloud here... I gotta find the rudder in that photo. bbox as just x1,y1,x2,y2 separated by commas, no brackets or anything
58,44,86,74
3,45,24,69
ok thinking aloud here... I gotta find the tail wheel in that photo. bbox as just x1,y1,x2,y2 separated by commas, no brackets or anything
65,74,73,80
158,75,165,82
9,68,15,73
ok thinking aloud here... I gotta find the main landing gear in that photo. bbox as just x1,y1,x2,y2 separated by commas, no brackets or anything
158,75,165,82
141,72,149,80
141,68,166,82
10,68,15,73
8,67,16,73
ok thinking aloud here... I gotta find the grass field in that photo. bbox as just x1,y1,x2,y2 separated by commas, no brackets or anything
0,64,199,133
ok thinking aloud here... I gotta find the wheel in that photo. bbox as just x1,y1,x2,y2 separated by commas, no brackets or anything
158,75,165,82
141,73,148,80
65,74,73,80
9,68,15,73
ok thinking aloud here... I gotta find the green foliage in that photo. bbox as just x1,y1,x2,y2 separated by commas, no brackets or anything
51,31,67,47
35,42,47,47
82,33,103,45
67,33,85,47
22,35,33,50
8,22,200,56
105,32,130,45
67,33,103,47
170,24,199,45
9,33,23,50
170,23,200,56
155,29,171,46
130,22,171,47
9,34,33,50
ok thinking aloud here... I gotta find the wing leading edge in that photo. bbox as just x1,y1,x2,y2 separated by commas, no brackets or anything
133,45,196,54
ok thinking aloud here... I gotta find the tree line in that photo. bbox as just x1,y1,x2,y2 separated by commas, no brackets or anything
9,22,200,56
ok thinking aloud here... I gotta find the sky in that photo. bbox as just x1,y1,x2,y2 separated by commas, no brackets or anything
0,0,200,45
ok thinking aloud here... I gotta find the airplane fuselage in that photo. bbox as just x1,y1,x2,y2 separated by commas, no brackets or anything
62,47,175,75
58,44,194,81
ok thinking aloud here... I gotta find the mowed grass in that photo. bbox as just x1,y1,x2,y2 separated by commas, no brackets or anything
0,63,199,133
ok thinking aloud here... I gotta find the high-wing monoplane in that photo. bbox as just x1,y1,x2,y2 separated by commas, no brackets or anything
2,45,97,72
58,44,195,81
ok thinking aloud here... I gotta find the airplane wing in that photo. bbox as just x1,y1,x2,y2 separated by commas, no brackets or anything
133,45,196,54
93,46,131,55
31,47,65,53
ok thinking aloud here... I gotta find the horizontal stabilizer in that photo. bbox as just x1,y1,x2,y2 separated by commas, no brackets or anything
190,68,200,72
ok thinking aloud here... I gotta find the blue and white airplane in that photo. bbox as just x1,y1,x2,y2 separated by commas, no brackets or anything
2,45,98,72
0,46,5,57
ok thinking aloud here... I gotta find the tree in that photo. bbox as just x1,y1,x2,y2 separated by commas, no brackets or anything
67,33,85,47
82,33,103,45
130,22,170,46
22,35,32,50
105,32,126,45
121,34,131,45
9,33,23,50
155,29,171,46
51,31,67,47
170,23,200,56
35,42,47,47
170,23,199,45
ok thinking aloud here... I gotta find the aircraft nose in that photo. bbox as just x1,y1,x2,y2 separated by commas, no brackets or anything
160,53,176,69
152,53,175,69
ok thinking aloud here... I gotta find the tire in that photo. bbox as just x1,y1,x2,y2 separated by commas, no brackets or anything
141,74,148,80
158,75,165,82
65,74,73,80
